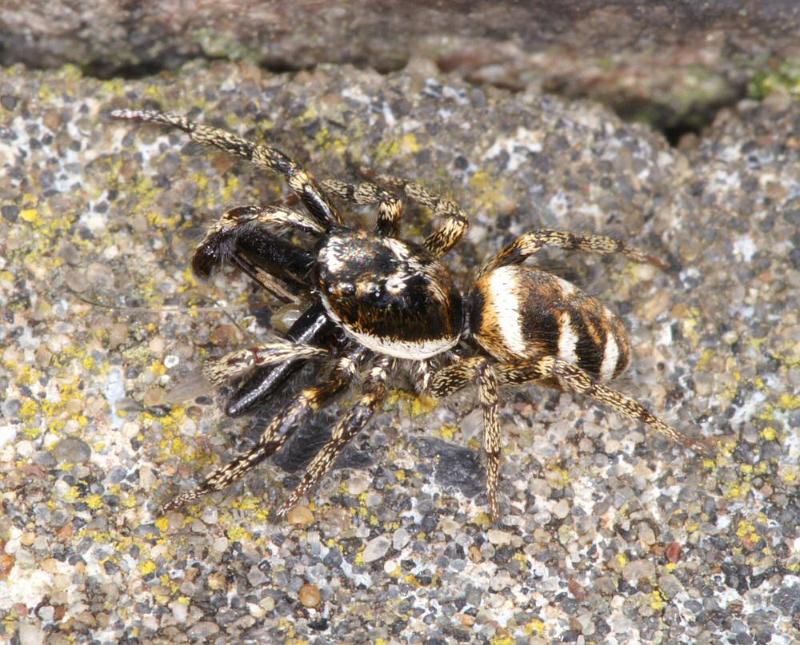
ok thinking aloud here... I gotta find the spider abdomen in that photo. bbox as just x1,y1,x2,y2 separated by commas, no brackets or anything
317,229,463,359
470,265,630,381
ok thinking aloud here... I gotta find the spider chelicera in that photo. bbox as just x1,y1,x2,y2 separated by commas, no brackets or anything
111,108,711,521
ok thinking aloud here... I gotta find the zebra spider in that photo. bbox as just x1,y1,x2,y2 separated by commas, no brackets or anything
111,109,711,520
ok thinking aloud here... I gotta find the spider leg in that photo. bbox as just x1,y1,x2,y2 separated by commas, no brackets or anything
480,228,667,277
228,253,299,303
429,357,502,519
413,358,435,395
277,356,392,517
347,167,468,256
110,109,342,227
203,340,328,385
494,356,713,454
161,347,368,512
321,179,403,236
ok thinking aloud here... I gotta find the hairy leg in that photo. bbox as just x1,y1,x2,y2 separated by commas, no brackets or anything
480,228,667,277
348,167,469,256
203,340,328,385
429,356,503,519
162,347,368,512
111,109,342,227
494,356,713,453
321,179,404,236
278,356,392,517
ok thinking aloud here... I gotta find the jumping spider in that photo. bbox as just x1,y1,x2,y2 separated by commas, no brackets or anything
110,108,710,520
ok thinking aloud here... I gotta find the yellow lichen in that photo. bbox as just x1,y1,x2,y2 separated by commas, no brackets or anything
695,348,715,372
650,589,667,611
524,619,545,636
736,520,761,545
19,398,38,420
411,394,438,417
438,424,458,440
375,133,421,161
20,208,40,224
226,526,251,542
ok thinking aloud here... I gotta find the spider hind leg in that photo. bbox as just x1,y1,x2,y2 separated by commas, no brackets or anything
495,356,713,454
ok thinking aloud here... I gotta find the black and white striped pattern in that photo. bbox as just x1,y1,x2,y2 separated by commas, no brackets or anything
470,265,630,382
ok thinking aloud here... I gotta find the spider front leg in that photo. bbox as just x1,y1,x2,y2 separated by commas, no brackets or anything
202,339,328,385
494,356,714,454
430,357,503,520
110,109,342,226
321,179,404,236
162,346,369,512
479,228,668,277
349,168,469,256
278,356,392,517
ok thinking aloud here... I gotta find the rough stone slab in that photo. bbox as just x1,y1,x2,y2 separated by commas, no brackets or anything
4,1,800,135
1,60,799,642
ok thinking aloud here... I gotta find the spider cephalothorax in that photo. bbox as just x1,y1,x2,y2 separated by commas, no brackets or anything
317,229,464,359
111,108,711,520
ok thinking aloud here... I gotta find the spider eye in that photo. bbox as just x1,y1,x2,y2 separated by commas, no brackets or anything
385,274,406,295
329,282,355,297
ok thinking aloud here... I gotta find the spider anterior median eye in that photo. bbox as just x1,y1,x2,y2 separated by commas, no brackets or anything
385,275,405,294
334,282,355,296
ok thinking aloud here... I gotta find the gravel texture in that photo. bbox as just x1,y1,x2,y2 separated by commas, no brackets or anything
1,59,799,643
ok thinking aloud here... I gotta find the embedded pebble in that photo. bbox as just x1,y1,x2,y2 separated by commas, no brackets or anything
286,505,315,528
298,583,321,608
18,621,44,645
392,528,411,551
52,438,91,464
362,535,391,563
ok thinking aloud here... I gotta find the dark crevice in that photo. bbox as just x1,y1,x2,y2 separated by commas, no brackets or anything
71,51,408,81
660,122,704,148
605,82,750,147
258,59,312,75
462,69,750,147
84,59,169,81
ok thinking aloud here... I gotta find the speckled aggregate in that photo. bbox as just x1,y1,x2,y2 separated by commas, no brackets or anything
1,61,799,643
